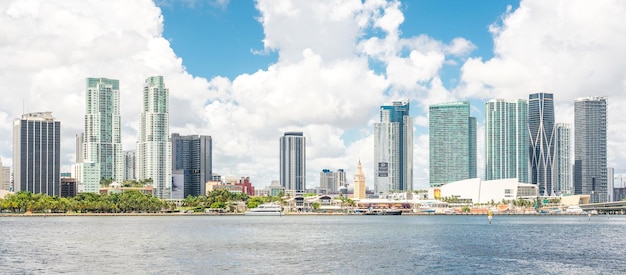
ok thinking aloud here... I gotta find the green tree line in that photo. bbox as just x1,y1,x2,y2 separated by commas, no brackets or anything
179,190,296,211
0,191,173,213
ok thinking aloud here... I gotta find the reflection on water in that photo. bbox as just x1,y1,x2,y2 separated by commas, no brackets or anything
0,215,624,274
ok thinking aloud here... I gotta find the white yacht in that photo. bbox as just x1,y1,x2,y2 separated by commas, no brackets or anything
244,203,283,216
565,205,585,214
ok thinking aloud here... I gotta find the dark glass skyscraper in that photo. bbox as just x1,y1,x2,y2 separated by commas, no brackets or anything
574,97,607,203
13,112,61,196
528,93,555,196
280,132,306,193
171,134,212,197
374,100,413,194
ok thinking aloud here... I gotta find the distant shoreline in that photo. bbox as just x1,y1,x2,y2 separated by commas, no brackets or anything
0,212,606,217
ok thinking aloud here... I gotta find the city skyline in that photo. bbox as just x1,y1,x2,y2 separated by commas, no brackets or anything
1,1,626,190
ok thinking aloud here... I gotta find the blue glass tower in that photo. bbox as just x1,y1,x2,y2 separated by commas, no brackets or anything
374,100,413,194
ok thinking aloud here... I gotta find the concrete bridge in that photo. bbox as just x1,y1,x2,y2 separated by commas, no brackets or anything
579,201,626,214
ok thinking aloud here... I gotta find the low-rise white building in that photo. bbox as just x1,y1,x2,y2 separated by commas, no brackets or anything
437,178,538,204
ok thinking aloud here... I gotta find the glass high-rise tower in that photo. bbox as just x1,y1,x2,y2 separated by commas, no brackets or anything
574,97,607,203
528,92,555,196
555,123,572,194
280,132,306,193
374,100,413,194
82,78,124,190
429,101,476,186
171,134,212,197
13,112,61,196
485,99,529,183
137,76,172,199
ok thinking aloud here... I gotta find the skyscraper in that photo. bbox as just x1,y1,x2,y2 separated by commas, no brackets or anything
353,160,366,199
171,133,212,197
485,99,529,183
82,78,124,190
608,167,614,202
528,92,555,196
334,169,346,190
13,112,61,196
0,157,11,191
319,169,346,193
137,76,172,199
555,123,572,194
574,97,607,203
280,132,306,193
374,100,413,194
75,132,84,163
123,150,136,181
429,101,476,186
320,169,334,192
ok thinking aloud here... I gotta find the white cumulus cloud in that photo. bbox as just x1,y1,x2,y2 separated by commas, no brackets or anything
457,0,626,173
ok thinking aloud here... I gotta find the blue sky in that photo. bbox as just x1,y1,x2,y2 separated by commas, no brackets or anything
160,0,519,87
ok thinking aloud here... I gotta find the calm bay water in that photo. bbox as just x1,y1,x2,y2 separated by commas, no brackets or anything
1,215,625,274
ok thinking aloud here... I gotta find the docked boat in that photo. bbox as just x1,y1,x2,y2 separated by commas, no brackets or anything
381,209,402,215
244,203,283,216
565,205,585,214
362,209,402,215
